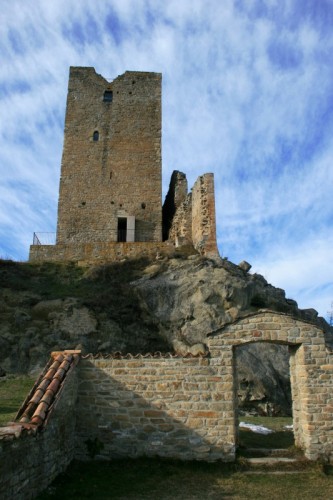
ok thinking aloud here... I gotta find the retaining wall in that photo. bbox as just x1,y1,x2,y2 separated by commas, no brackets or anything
29,241,175,264
0,367,78,500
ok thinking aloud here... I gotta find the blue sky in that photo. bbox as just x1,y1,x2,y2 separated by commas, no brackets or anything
1,0,333,320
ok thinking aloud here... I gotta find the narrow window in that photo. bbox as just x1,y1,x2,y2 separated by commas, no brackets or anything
103,90,113,102
117,218,127,242
93,131,99,141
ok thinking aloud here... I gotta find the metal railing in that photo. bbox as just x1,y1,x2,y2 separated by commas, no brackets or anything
32,230,156,245
33,232,56,245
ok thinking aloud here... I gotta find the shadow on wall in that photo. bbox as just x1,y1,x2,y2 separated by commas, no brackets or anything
75,359,234,462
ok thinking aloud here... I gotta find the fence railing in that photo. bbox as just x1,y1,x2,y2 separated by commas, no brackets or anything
32,230,156,245
33,232,56,245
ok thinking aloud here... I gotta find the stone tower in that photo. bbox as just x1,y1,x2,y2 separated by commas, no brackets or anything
29,67,220,263
56,67,162,244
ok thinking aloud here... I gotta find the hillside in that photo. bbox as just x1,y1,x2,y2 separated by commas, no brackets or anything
0,252,330,415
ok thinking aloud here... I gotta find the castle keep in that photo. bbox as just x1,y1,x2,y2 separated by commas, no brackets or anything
29,67,219,262
57,68,162,245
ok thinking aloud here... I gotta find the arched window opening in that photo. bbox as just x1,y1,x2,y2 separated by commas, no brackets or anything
93,131,99,142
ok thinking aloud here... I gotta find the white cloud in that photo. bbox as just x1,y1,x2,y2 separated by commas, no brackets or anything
1,0,333,319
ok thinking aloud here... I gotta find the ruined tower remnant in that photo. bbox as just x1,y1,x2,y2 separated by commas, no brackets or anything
162,171,219,257
29,67,220,263
57,67,162,244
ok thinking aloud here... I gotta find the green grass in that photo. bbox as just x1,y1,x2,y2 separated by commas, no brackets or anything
37,458,333,500
238,415,295,450
240,415,293,432
0,375,35,425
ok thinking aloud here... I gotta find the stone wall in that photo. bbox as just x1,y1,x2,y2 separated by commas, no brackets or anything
162,171,190,242
0,367,78,500
166,193,193,248
208,311,333,461
73,311,333,463
191,174,219,258
56,67,162,245
162,171,219,259
29,241,175,264
1,309,333,498
75,355,235,462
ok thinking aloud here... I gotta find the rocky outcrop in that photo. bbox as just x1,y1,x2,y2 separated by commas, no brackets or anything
235,343,292,416
0,255,331,414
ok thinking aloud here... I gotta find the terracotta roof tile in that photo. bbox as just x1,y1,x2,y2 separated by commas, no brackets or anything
44,368,57,381
37,378,52,392
40,389,55,405
30,388,45,405
54,367,66,381
14,350,80,430
0,423,38,441
82,351,209,359
48,378,61,394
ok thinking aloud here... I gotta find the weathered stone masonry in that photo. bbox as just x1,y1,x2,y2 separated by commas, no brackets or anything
1,310,333,498
0,357,78,500
74,312,333,463
57,68,162,245
208,311,333,461
162,171,219,259
29,67,220,263
75,355,234,462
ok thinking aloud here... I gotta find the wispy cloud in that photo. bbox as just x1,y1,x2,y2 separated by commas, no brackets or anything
1,0,333,319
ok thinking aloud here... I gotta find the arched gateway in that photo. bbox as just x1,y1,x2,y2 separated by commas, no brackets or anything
208,310,333,461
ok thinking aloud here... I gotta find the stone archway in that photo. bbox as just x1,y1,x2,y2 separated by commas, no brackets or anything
207,310,333,461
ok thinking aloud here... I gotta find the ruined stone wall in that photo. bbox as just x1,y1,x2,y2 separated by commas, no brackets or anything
191,174,219,258
0,368,78,500
162,171,189,241
75,355,234,462
167,193,193,247
162,171,219,258
29,241,175,264
208,311,333,461
56,67,162,245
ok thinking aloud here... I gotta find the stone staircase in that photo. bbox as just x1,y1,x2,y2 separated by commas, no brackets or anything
239,448,311,474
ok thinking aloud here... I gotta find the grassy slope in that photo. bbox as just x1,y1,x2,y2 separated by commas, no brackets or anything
0,258,150,307
0,376,35,424
0,258,170,360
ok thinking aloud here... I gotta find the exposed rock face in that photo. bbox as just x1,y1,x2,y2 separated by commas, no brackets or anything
235,343,292,416
0,256,331,414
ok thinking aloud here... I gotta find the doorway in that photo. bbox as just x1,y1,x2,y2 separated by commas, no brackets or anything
117,218,127,242
234,342,296,457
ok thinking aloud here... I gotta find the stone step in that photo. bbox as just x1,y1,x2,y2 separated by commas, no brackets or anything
245,447,294,457
246,457,298,465
243,470,313,475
